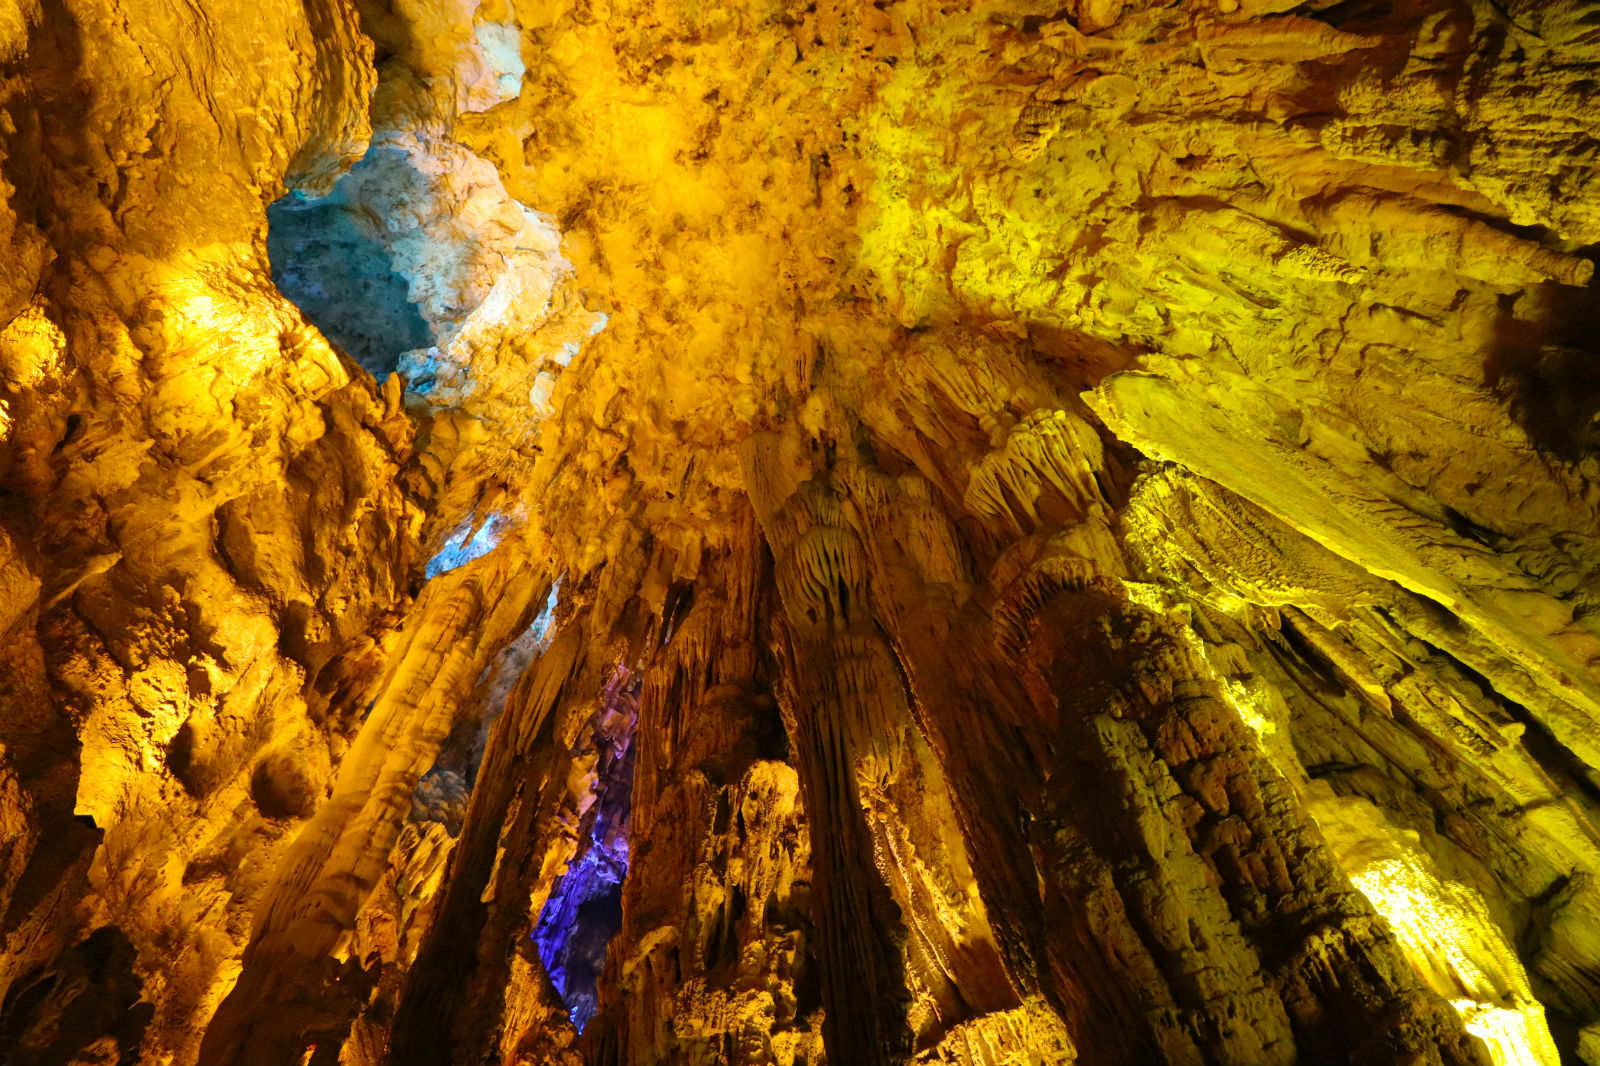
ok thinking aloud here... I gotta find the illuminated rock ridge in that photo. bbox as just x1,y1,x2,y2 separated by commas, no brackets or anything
2,0,1600,1064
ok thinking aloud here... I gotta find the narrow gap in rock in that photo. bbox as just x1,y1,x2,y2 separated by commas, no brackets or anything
409,587,559,833
426,512,503,578
531,671,639,1032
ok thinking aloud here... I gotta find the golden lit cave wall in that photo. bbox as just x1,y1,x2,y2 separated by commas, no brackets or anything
3,1,1600,1065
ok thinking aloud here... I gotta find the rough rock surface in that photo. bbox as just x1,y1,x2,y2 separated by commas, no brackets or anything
3,0,1600,1064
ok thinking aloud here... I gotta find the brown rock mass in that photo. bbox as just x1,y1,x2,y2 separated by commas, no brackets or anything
3,0,1600,1063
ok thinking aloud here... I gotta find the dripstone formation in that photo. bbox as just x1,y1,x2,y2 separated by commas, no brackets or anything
2,1,1599,1064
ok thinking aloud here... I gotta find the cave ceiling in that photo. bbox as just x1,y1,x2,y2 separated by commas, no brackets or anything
3,0,1600,1064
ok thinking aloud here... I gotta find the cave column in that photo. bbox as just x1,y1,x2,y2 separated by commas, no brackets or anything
741,432,917,1066
199,555,547,1066
582,514,822,1065
842,402,1488,1063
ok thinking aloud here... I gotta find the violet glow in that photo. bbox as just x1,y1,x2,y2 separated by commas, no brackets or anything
531,685,636,1033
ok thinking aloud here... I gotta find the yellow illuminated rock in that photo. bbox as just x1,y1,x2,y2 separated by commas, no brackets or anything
2,1,1600,1064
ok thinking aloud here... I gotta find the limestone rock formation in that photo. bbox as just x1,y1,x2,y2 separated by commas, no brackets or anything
3,0,1600,1064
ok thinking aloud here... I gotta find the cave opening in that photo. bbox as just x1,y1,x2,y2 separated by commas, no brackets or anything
531,672,638,1032
426,512,503,578
266,145,437,380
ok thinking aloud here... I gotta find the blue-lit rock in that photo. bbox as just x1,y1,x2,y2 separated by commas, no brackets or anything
472,22,525,105
531,685,636,1032
267,163,434,378
532,824,629,1032
426,516,501,578
267,132,584,396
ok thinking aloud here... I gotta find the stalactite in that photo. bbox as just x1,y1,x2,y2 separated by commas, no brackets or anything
746,438,918,1065
384,608,595,1066
198,555,548,1065
581,511,823,1066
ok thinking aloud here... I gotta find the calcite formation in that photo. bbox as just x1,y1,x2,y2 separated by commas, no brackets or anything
3,0,1600,1063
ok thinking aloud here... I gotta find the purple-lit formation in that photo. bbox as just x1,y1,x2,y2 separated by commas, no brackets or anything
532,818,628,1031
532,681,637,1031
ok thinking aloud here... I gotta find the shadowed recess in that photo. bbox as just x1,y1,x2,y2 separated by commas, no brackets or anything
532,688,637,1032
267,146,435,378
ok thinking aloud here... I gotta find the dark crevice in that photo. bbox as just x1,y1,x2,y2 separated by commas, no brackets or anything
531,677,638,1031
0,927,153,1066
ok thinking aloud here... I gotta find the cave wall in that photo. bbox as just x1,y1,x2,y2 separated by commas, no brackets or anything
3,0,1600,1064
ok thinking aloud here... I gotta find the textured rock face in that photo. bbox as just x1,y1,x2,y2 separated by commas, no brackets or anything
4,0,1600,1064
